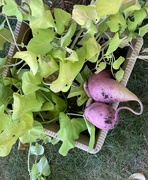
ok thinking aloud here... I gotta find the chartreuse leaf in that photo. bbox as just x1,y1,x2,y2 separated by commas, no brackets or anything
2,0,23,21
14,51,38,75
20,121,44,143
30,10,55,31
40,91,67,115
50,47,86,92
0,28,12,50
95,62,107,74
54,8,71,34
29,0,47,17
107,17,119,33
38,55,59,78
60,22,76,47
68,86,87,106
64,48,79,62
72,5,99,26
128,9,147,32
0,83,13,107
50,49,66,62
29,0,55,31
96,0,123,17
112,56,125,70
105,33,126,56
0,57,7,67
0,108,33,156
0,105,11,132
57,112,87,156
123,0,141,18
115,68,124,82
68,66,90,106
27,29,55,55
22,71,42,94
12,92,43,120
139,24,148,37
84,117,95,151
79,37,101,62
107,12,127,33
0,120,25,156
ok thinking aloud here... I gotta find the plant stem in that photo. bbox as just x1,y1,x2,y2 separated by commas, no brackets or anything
4,15,20,52
66,113,83,117
28,143,32,175
41,116,59,124
1,60,24,69
70,28,83,49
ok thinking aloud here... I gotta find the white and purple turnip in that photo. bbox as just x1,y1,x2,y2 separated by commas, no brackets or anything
83,70,143,130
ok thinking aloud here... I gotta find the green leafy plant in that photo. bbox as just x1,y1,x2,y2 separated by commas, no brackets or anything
0,0,148,178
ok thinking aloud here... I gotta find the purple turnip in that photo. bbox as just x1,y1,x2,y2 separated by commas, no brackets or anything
84,102,117,130
84,70,143,115
84,102,143,130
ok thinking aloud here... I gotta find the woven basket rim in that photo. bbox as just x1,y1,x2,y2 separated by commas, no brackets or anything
2,21,144,154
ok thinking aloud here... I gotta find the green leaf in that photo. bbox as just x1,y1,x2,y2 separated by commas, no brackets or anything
29,0,48,18
12,92,43,120
0,120,26,156
0,105,11,132
50,47,85,92
38,54,59,78
115,68,124,82
60,22,76,47
0,107,33,156
80,36,101,61
64,48,79,62
107,19,119,33
30,143,44,155
2,0,23,21
68,86,87,106
95,62,107,74
54,8,71,34
0,28,12,50
0,83,13,107
14,51,38,75
96,0,123,17
36,156,51,176
20,121,44,143
112,56,125,70
0,57,7,67
27,29,55,55
139,24,148,37
134,9,147,25
41,91,67,116
30,10,55,31
84,117,95,151
57,112,87,156
123,0,141,18
0,19,5,30
72,5,99,26
50,49,66,62
105,33,126,56
127,9,147,32
22,71,42,94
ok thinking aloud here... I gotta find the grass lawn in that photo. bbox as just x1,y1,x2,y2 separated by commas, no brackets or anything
0,1,147,179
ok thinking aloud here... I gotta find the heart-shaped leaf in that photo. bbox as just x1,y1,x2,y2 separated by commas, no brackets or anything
57,112,87,156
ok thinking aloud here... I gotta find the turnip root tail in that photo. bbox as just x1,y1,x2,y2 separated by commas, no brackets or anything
115,99,143,121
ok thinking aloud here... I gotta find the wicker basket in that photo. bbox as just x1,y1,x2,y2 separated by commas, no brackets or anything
3,21,143,154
